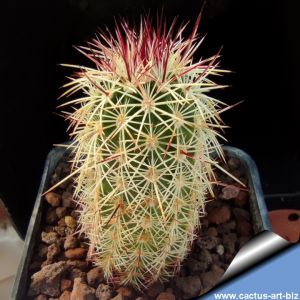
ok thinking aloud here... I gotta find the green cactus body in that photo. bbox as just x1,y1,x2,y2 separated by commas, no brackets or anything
58,16,230,288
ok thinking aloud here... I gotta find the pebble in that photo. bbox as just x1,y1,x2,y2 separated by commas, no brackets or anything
47,244,61,261
96,284,112,300
56,207,67,218
46,209,59,225
223,233,237,254
175,276,202,299
58,218,66,227
112,294,123,300
34,295,48,300
234,191,249,207
61,279,72,292
147,281,164,298
207,227,218,237
38,244,48,260
41,231,59,245
69,268,87,282
62,191,74,208
208,206,231,225
236,220,252,236
64,236,79,250
65,216,77,228
196,234,218,250
28,261,68,297
200,264,224,292
54,226,66,237
156,292,175,300
65,227,76,236
60,291,71,300
66,260,88,271
219,185,240,200
217,221,236,235
45,192,61,207
87,267,105,288
70,278,96,300
65,248,87,260
216,244,225,256
187,257,208,273
29,261,42,273
233,208,250,222
117,286,133,299
238,236,251,248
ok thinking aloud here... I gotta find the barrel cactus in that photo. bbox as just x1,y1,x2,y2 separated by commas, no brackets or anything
56,15,235,288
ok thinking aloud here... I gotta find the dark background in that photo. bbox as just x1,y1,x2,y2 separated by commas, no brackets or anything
0,0,299,237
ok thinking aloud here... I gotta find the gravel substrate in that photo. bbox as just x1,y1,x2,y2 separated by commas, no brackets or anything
26,151,253,300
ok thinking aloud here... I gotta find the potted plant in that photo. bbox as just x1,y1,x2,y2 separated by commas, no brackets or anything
12,15,270,300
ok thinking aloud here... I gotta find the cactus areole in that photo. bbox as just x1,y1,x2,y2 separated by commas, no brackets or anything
57,15,233,288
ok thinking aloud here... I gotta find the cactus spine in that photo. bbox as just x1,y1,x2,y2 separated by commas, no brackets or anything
59,16,230,288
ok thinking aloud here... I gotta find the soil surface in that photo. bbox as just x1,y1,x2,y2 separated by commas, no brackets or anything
26,151,254,300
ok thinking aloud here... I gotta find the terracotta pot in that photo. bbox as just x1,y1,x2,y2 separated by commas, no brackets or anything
269,209,300,243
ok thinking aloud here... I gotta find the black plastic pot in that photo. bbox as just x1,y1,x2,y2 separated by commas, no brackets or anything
11,146,271,299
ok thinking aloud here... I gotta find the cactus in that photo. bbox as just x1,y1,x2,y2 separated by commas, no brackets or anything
57,15,234,288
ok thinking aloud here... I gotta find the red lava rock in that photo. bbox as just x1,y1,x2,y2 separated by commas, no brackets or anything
224,253,234,264
217,221,236,235
28,261,68,297
65,227,76,236
208,206,231,225
34,295,48,300
58,218,66,227
219,185,240,200
47,244,61,261
66,260,88,271
46,209,59,225
233,208,250,222
70,210,80,220
65,248,87,260
156,292,176,300
238,236,251,248
65,216,77,228
29,261,42,273
200,265,224,292
69,268,87,281
96,284,112,300
207,227,218,237
211,253,220,264
62,191,75,208
117,286,134,299
199,248,213,263
56,207,67,219
175,276,202,299
54,226,66,237
196,234,218,250
64,236,79,250
45,192,61,208
147,281,164,298
234,190,249,207
41,231,59,245
87,267,105,288
71,278,96,300
236,220,252,236
112,294,123,300
187,257,208,273
61,279,72,292
38,244,48,260
60,291,71,300
223,233,237,254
